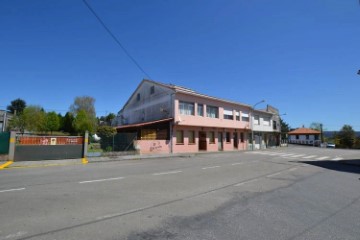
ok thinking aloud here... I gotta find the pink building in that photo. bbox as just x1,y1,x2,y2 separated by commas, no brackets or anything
114,79,281,155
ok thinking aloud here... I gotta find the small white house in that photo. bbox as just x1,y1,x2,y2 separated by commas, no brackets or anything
288,128,320,145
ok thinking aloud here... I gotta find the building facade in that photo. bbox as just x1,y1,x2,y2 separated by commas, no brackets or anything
288,128,320,145
0,110,12,132
113,79,281,154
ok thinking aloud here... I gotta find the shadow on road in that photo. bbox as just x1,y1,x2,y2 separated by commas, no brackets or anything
295,160,360,175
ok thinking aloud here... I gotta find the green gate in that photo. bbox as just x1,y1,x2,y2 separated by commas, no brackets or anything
0,132,10,154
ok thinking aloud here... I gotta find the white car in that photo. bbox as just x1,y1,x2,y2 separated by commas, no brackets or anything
326,142,336,148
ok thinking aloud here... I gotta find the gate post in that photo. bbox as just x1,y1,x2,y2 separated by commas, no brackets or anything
0,131,15,169
82,131,89,164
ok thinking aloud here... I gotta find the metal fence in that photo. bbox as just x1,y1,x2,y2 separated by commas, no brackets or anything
0,132,10,154
88,132,137,157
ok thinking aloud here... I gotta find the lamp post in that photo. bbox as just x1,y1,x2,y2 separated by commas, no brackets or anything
251,100,265,150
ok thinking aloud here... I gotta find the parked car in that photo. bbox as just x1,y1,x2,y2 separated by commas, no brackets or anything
313,140,321,147
326,142,336,148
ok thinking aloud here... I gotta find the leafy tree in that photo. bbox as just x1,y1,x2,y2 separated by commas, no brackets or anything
69,96,97,133
73,110,95,135
7,98,26,114
97,125,117,150
280,118,290,140
98,113,116,126
62,112,76,134
336,124,355,149
70,96,96,118
45,111,60,134
8,114,26,134
23,105,46,133
309,122,322,131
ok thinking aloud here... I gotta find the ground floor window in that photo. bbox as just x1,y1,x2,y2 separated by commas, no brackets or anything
176,130,184,144
209,131,215,143
226,132,231,143
188,131,195,144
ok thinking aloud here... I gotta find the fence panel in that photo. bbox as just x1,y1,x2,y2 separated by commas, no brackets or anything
15,135,84,161
0,132,10,154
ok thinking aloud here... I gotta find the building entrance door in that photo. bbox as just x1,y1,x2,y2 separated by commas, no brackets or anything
233,132,238,149
218,132,223,151
199,131,207,151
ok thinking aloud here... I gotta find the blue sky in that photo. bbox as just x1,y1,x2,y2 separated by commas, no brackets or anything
1,0,359,131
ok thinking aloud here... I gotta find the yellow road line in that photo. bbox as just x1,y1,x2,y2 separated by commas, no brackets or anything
0,161,14,169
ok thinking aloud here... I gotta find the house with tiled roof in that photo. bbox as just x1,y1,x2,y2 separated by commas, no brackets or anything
288,127,321,145
113,79,281,154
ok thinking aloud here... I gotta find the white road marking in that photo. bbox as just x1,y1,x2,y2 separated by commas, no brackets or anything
235,179,259,186
0,231,27,240
79,177,124,184
266,172,283,178
289,167,298,171
202,166,221,170
231,162,244,166
302,155,317,159
152,170,182,176
316,156,329,160
0,188,25,193
332,157,343,161
291,154,306,158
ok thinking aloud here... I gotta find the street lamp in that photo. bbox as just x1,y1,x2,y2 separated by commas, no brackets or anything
251,100,265,150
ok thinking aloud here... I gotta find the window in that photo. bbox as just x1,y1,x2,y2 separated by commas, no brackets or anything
223,109,234,120
254,115,259,125
296,135,299,140
136,93,140,101
188,131,195,144
236,111,240,121
150,86,155,94
273,121,277,130
241,112,249,122
240,132,244,142
176,130,184,144
197,104,204,117
206,106,219,118
179,101,194,115
209,131,215,143
226,132,231,143
306,135,309,140
263,117,270,126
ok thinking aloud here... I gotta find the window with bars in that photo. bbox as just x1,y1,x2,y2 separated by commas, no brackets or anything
176,130,184,144
188,131,195,144
197,104,204,117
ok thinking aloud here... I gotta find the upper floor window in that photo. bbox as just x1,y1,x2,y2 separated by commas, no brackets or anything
236,111,240,121
254,115,260,125
263,117,270,126
223,109,233,120
273,121,277,130
197,104,204,117
136,93,140,101
179,101,194,115
241,112,249,122
206,106,219,118
150,86,155,94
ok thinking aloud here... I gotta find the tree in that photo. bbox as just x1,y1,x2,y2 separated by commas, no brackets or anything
23,105,46,133
8,114,26,134
280,118,290,140
73,110,95,135
62,112,76,134
96,125,117,151
70,96,96,118
98,113,116,126
7,98,26,114
309,122,322,131
69,96,97,133
45,111,60,134
336,124,356,149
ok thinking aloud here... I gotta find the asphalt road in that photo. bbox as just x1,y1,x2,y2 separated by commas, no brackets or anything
0,145,359,240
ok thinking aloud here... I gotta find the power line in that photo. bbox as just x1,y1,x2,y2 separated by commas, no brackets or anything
82,0,152,79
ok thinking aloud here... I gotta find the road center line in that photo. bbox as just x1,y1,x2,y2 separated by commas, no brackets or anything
79,177,124,184
0,188,25,193
231,162,244,166
234,179,258,186
202,166,221,170
152,170,182,176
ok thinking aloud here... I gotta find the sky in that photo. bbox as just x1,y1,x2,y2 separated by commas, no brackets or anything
1,0,359,131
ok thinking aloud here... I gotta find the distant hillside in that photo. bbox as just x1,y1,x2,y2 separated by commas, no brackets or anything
323,131,360,138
